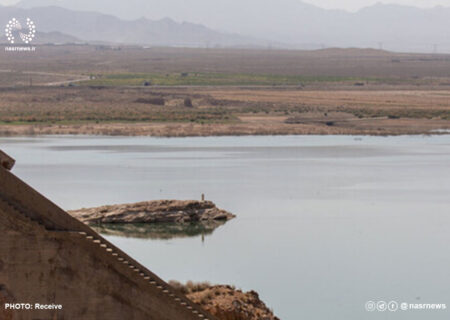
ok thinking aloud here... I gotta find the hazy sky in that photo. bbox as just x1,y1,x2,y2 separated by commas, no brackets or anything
1,0,450,11
303,0,450,11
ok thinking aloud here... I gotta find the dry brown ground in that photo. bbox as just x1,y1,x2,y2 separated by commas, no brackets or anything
0,86,448,136
0,45,448,136
1,117,449,136
2,45,450,79
208,89,450,108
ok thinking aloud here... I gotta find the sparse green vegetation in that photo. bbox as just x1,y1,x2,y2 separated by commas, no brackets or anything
348,108,450,120
80,72,377,87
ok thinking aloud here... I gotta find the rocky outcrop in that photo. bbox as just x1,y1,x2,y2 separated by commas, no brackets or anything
68,200,235,224
169,282,280,320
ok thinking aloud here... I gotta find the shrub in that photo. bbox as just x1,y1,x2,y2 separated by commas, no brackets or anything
184,98,194,108
134,97,165,106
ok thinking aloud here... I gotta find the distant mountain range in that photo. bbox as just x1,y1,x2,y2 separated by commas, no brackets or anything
0,5,265,47
4,0,450,52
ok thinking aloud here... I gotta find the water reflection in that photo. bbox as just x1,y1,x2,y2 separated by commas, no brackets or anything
90,220,227,240
3,135,450,320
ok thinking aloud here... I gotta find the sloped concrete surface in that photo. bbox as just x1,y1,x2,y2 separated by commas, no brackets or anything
0,150,216,320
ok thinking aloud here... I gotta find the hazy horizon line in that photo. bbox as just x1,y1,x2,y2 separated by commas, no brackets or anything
1,0,450,15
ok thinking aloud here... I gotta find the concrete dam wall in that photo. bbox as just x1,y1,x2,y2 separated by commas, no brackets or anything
0,150,216,320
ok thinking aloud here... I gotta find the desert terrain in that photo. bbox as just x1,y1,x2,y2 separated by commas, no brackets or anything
0,45,449,136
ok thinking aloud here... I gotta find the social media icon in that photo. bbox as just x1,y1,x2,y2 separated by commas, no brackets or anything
377,301,387,312
365,301,376,312
400,302,408,311
388,301,399,312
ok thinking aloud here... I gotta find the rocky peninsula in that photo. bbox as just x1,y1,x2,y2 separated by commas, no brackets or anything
68,200,235,224
169,281,280,320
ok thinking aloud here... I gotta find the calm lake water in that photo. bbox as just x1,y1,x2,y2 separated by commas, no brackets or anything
1,135,450,320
